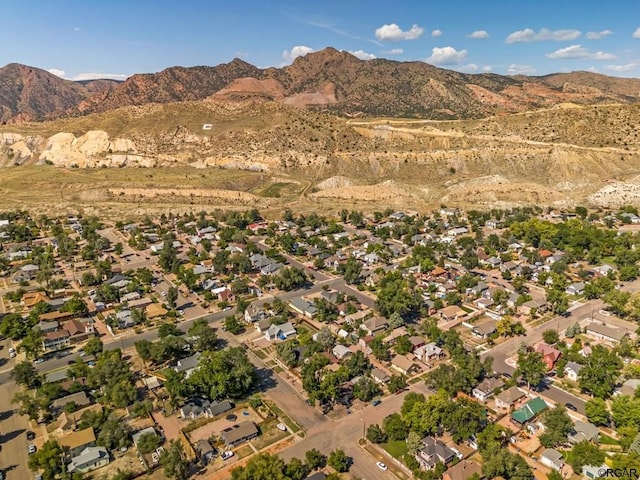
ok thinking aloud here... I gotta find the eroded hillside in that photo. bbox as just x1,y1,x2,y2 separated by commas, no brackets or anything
1,101,640,214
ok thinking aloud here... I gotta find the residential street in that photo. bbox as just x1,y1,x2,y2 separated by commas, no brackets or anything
0,379,30,480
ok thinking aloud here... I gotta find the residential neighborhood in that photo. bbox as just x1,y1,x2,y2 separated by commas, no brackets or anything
0,205,639,480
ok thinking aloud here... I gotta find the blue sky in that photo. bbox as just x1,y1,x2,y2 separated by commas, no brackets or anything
2,0,640,80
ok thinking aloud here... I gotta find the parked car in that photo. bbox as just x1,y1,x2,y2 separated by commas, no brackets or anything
34,358,44,364
276,423,287,431
221,451,234,460
565,402,578,412
372,399,382,406
376,462,388,471
28,444,36,454
26,430,35,440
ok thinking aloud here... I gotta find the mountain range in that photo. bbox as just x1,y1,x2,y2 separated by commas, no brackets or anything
2,47,640,123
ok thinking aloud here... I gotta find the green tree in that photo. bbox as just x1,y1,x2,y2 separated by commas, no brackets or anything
19,328,44,360
62,294,89,316
353,377,380,402
96,413,133,450
305,448,326,470
231,453,286,480
137,432,160,454
327,449,350,473
585,398,610,426
338,257,362,284
370,336,390,361
276,341,298,368
383,413,408,441
224,315,245,335
186,318,218,351
611,395,640,428
188,347,256,400
482,449,533,480
166,286,179,309
285,458,309,480
159,322,182,338
273,267,307,291
366,424,387,443
27,440,64,480
11,360,41,389
515,348,546,390
388,374,407,394
161,439,189,480
539,405,573,447
578,345,623,398
84,336,104,356
542,329,560,345
568,440,605,471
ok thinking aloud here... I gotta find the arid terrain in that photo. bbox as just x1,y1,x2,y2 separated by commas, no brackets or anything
0,100,639,216
1,49,640,216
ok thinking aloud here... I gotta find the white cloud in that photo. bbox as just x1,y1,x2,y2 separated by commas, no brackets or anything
426,46,468,65
482,66,492,72
604,63,638,72
375,23,424,41
48,68,66,78
633,27,640,39
282,45,314,63
507,64,536,74
586,30,612,40
546,44,616,60
467,30,489,39
71,72,130,81
348,49,376,60
431,29,443,37
48,69,129,81
383,48,404,55
505,27,581,43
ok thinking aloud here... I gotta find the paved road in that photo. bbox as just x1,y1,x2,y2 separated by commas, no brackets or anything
0,380,30,480
536,381,587,414
280,386,420,480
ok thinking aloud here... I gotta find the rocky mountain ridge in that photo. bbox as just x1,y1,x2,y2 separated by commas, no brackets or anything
2,47,640,123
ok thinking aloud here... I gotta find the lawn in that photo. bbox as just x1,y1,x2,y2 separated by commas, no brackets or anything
235,445,254,459
252,420,290,450
263,399,302,434
600,433,620,445
253,349,267,360
383,440,409,459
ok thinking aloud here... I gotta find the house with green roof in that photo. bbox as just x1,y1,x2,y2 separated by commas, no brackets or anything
511,397,548,425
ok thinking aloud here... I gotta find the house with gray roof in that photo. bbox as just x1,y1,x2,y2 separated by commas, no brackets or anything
174,352,201,378
221,421,258,447
264,322,296,341
415,436,455,470
568,420,600,444
67,446,109,473
289,297,318,318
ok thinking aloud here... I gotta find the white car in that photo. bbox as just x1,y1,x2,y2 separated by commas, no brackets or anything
276,423,287,431
34,358,44,364
221,451,234,460
376,462,388,471
28,444,36,454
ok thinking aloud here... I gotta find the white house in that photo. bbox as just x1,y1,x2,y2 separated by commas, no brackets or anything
540,448,564,471
264,322,297,341
472,377,505,403
563,361,584,382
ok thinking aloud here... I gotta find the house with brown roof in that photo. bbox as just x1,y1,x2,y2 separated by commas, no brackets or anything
495,386,526,410
58,427,97,457
443,459,483,480
472,377,505,403
390,354,421,376
439,305,465,322
43,330,71,351
51,392,91,411
62,319,94,343
535,343,562,370
362,317,389,336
